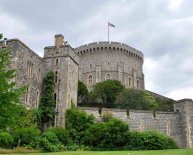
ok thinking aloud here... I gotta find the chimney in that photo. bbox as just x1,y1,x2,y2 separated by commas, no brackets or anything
55,34,64,47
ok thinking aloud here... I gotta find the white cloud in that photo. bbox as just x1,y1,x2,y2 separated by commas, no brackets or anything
167,87,193,100
168,0,184,9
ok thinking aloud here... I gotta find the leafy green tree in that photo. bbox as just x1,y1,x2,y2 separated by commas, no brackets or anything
78,80,88,104
38,71,55,129
0,42,25,129
92,80,125,107
115,88,158,110
65,106,95,144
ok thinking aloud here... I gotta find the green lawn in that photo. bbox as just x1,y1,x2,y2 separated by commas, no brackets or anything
2,149,193,155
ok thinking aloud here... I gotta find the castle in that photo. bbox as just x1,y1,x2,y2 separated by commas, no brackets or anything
0,34,193,148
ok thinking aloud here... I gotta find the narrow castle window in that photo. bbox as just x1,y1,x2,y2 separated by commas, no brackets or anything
56,59,59,66
25,87,29,107
90,64,92,70
54,93,57,104
88,75,92,85
27,61,33,75
55,71,58,83
128,77,131,87
36,90,39,107
137,80,140,89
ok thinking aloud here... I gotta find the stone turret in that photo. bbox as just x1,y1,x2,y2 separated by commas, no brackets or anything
55,34,65,48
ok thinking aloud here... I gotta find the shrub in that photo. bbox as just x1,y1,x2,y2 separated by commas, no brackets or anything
126,131,179,150
0,131,13,148
102,111,113,122
41,131,59,144
65,107,95,144
13,127,40,148
40,138,64,152
84,118,129,149
40,131,64,152
48,127,69,145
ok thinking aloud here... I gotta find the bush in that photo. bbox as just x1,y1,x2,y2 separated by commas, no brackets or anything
102,111,113,122
84,118,129,149
66,107,95,144
13,128,40,149
126,131,179,150
40,131,64,152
0,131,13,148
40,138,64,152
48,127,69,145
41,131,59,144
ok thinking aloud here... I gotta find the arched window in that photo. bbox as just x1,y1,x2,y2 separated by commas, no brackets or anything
137,80,140,89
106,74,111,80
128,77,131,87
88,75,92,85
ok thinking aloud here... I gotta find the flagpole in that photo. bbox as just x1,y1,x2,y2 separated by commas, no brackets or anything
108,22,109,42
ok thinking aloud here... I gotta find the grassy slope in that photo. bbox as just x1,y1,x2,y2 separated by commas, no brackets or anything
2,149,193,155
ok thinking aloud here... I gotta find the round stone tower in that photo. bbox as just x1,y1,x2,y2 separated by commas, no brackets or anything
75,42,144,90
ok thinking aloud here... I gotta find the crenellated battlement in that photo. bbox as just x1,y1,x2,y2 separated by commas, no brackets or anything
75,41,143,62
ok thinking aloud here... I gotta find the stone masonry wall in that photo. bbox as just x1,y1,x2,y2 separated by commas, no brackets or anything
0,39,44,108
79,103,192,148
75,42,144,90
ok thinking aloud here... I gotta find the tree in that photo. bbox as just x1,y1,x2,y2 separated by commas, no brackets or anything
77,80,88,104
115,88,158,110
38,71,55,129
92,80,125,107
0,42,25,129
65,106,95,144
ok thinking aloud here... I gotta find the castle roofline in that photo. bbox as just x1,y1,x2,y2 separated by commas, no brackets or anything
75,41,143,57
5,38,42,59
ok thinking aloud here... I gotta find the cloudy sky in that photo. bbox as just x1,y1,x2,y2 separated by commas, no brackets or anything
1,0,193,100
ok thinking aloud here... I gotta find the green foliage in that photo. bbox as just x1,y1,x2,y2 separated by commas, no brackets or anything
38,71,55,129
155,98,175,111
13,128,40,148
102,111,113,122
63,144,91,151
0,47,25,130
16,108,38,129
78,80,88,104
40,138,64,152
48,127,69,145
115,89,158,110
41,131,59,144
92,80,125,107
40,131,64,152
0,131,13,148
0,33,2,40
84,118,129,148
65,107,95,144
126,131,179,150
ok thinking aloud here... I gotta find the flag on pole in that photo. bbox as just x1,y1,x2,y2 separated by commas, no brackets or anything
108,22,115,27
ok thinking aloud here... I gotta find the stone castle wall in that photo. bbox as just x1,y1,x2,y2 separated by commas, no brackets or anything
0,39,44,108
75,42,144,90
79,99,193,148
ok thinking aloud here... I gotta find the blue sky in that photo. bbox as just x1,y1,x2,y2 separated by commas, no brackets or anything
1,0,193,100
